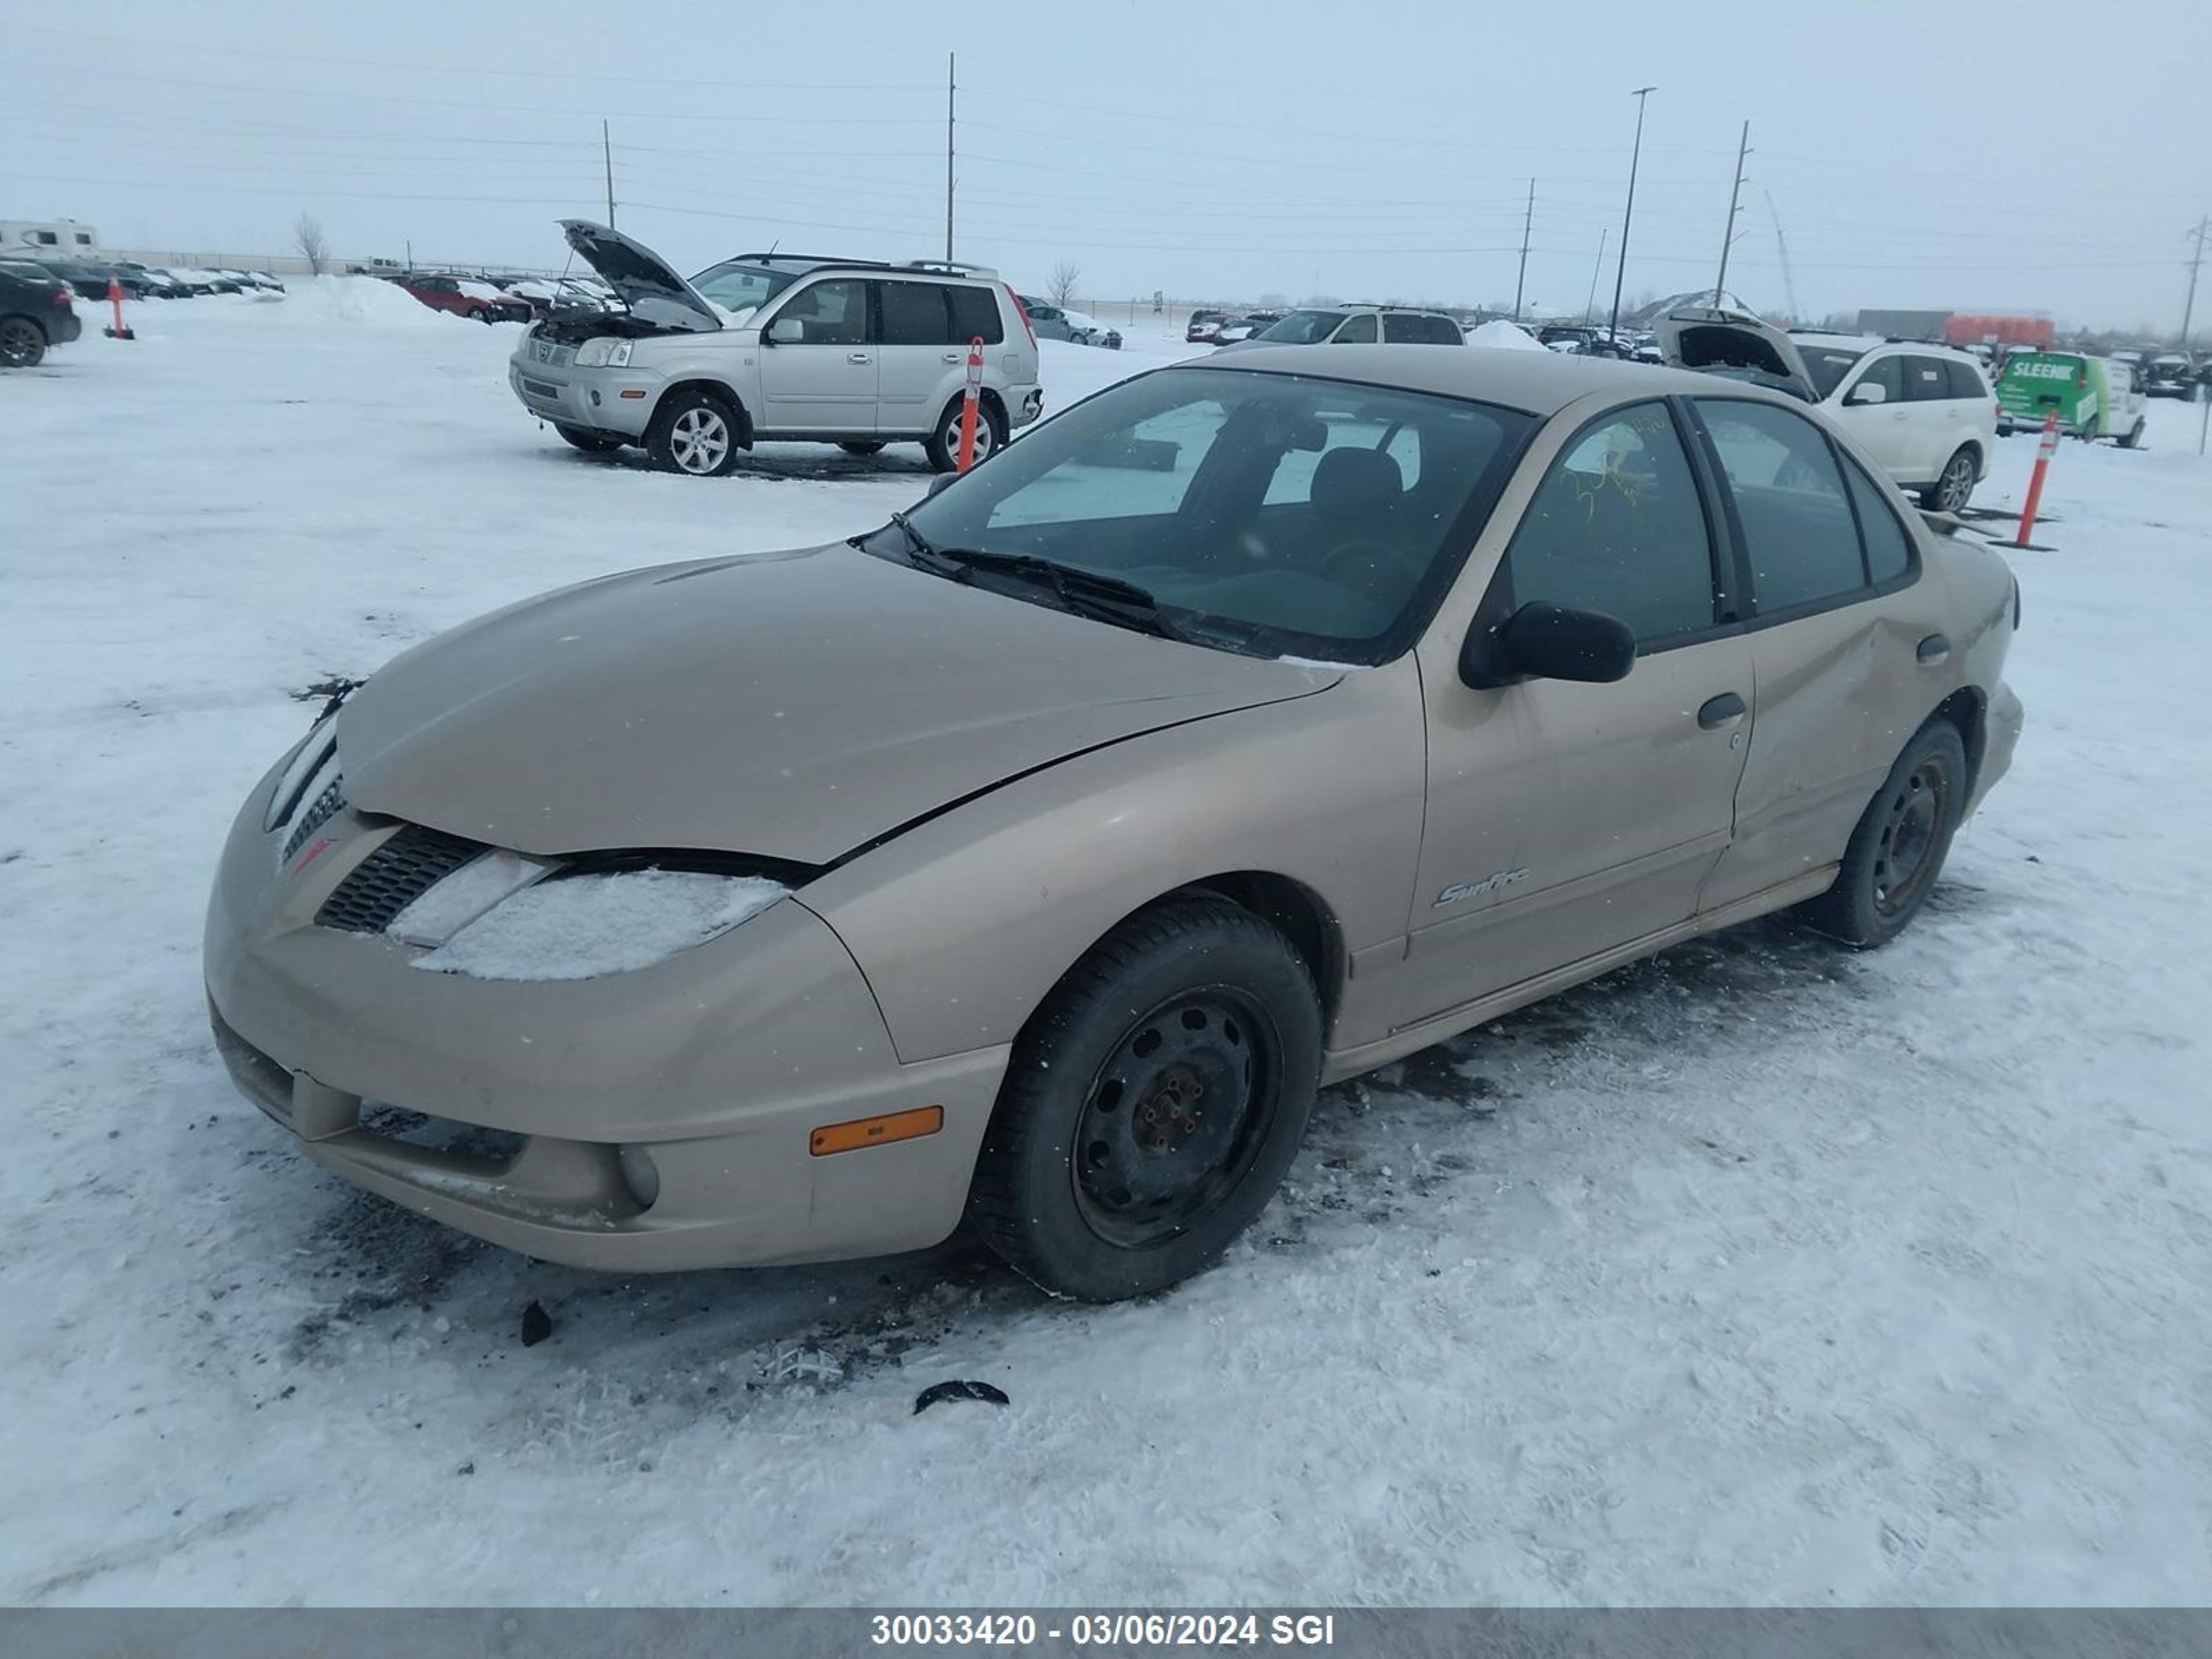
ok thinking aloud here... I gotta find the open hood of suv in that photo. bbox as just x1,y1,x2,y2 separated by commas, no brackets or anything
1654,306,1815,402
558,220,720,333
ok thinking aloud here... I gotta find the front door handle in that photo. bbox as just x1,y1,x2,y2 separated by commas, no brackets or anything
1917,632,1951,665
1697,691,1747,730
847,352,872,366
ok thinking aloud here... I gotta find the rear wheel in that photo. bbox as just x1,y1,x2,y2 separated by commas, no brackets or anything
924,394,1005,474
645,390,742,477
1799,720,1968,948
836,440,886,456
0,316,45,368
554,423,624,453
1921,447,1978,512
2119,420,2146,450
969,897,1322,1301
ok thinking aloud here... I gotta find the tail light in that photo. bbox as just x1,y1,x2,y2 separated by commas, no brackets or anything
51,288,71,308
1005,284,1036,351
2076,368,2087,389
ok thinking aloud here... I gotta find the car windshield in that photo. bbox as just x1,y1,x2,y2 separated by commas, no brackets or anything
1794,344,1869,400
875,366,1534,664
1257,310,1349,346
688,261,798,317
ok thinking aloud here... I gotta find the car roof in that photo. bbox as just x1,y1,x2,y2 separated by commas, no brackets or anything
1176,343,1739,416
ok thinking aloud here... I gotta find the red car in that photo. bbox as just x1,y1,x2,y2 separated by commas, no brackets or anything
397,274,531,324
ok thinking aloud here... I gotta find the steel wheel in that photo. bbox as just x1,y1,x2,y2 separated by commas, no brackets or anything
1071,988,1277,1249
668,406,732,474
1935,451,1975,512
1871,754,1951,918
0,317,44,368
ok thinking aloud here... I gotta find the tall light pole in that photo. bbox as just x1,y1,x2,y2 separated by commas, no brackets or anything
1512,178,1534,321
1714,120,1750,307
944,53,957,263
1584,227,1607,324
2182,216,2207,348
1608,86,1655,343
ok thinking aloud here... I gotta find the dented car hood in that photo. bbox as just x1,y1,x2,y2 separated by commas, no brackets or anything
337,541,1338,865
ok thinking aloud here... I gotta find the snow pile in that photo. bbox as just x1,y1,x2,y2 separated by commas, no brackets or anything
260,274,453,330
411,869,786,980
1467,319,1546,351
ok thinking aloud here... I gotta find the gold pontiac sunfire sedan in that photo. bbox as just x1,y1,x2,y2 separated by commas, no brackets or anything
207,346,2023,1301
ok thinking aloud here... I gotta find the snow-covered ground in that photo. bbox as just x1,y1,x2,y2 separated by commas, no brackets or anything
3,286,2209,1606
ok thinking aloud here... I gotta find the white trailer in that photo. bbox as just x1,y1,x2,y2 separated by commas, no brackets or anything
0,221,100,260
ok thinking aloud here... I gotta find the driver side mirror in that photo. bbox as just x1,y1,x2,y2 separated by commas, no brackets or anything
1845,379,1886,406
1461,601,1636,688
767,317,807,345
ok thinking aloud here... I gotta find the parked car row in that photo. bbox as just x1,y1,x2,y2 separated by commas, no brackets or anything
13,259,284,301
1017,298,1121,350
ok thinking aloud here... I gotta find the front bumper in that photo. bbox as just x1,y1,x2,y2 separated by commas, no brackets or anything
507,349,664,440
205,756,1007,1271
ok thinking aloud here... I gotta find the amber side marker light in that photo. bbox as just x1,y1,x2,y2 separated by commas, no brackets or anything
809,1105,944,1157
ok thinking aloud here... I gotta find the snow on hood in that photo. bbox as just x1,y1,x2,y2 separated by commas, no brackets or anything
411,870,789,980
335,542,1339,865
1468,320,1546,351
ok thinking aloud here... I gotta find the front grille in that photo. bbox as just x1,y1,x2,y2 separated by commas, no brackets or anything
280,776,346,863
317,823,488,935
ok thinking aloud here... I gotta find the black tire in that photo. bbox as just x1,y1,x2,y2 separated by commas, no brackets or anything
2119,420,2146,450
1920,447,1978,512
1799,720,1969,948
0,316,45,369
644,388,743,477
554,423,624,453
969,897,1323,1301
924,394,1006,474
836,440,887,456
467,306,491,324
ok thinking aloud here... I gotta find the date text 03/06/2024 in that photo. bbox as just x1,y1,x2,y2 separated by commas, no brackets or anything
870,1612,1339,1648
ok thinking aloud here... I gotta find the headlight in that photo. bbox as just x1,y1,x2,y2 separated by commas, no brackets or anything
404,865,787,981
574,336,633,368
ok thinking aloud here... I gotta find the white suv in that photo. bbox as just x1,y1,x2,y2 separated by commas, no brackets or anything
510,222,1042,476
1658,308,1998,512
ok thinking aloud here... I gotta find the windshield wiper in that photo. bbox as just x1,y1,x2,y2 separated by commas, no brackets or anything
884,523,1201,644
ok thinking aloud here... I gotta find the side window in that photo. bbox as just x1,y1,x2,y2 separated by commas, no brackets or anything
775,278,869,345
1503,402,1718,645
1333,313,1378,344
33,231,57,245
878,281,951,346
1903,356,1952,402
1945,357,1989,399
74,232,92,246
1842,460,1913,586
946,284,1006,345
1847,355,1904,404
1385,314,1458,344
1696,400,1868,612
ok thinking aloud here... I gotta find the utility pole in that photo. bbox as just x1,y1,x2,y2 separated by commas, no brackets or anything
1609,86,1656,344
1512,178,1534,321
2182,216,2208,348
602,120,615,228
944,53,957,263
1765,190,1800,324
1584,228,1607,323
1714,119,1750,307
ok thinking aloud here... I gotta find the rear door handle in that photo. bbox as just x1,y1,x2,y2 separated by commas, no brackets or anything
1697,691,1747,729
847,352,872,365
1917,633,1951,665
942,352,964,364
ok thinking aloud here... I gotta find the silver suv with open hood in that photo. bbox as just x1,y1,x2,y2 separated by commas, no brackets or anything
1656,306,1997,513
509,221,1043,475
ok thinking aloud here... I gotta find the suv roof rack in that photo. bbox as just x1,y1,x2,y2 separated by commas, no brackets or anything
729,252,1000,279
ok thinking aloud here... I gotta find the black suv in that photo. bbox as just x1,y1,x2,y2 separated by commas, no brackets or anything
0,261,83,366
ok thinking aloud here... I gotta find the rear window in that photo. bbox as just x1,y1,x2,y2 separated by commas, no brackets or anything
1383,313,1462,344
946,283,1004,345
1944,357,1989,399
879,281,953,346
1902,357,1953,402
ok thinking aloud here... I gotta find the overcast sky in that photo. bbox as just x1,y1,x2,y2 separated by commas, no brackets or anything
5,0,2208,334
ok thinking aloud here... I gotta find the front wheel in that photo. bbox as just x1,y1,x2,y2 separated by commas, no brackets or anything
1799,721,1968,948
0,316,46,368
968,897,1322,1301
1921,447,1978,513
644,390,742,476
924,395,1005,474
